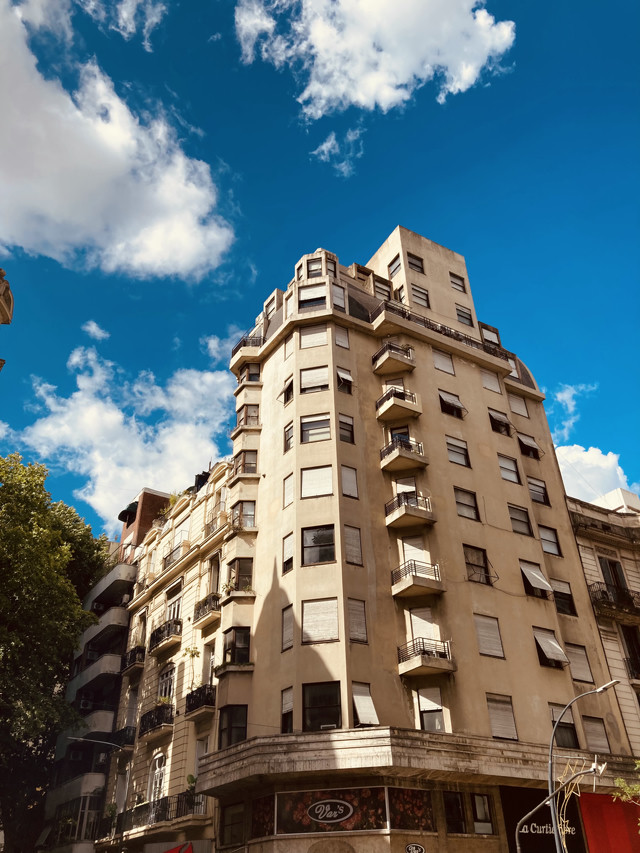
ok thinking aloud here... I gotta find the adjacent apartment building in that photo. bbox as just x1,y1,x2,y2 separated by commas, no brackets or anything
53,227,639,853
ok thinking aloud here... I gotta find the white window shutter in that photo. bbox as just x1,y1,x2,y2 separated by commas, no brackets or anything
302,599,338,643
352,682,379,725
281,687,293,714
402,536,424,564
300,366,329,389
565,644,593,682
508,393,528,416
341,466,358,497
299,283,326,301
534,628,569,663
481,369,501,392
283,533,293,562
283,474,293,506
433,350,454,374
474,615,504,657
411,608,437,640
301,466,332,498
583,717,609,753
418,687,442,712
282,606,293,651
520,561,553,591
344,526,362,564
348,599,367,643
487,695,518,739
335,326,349,348
300,324,327,348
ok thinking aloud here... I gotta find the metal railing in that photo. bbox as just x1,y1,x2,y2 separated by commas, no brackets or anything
139,703,174,737
204,501,225,537
186,684,217,715
99,791,207,836
148,618,182,652
375,387,417,410
230,414,260,434
371,341,414,365
380,436,423,459
112,725,136,748
193,592,221,623
398,637,452,664
385,492,432,515
589,582,640,613
625,656,640,680
162,531,189,571
121,645,145,672
231,334,264,356
391,560,440,586
233,460,258,476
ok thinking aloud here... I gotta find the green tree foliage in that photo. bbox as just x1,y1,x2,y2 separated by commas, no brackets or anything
0,454,112,853
614,759,640,829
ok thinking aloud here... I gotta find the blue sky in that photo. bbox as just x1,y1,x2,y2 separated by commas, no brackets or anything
1,0,638,535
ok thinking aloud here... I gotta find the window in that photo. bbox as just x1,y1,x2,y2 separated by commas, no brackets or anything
418,687,444,732
374,278,391,300
282,605,293,651
353,682,379,726
302,525,335,564
283,375,294,404
303,681,341,731
487,695,517,740
148,752,166,803
517,433,542,459
481,369,501,393
443,791,466,833
337,367,353,394
446,435,470,467
550,704,578,748
284,421,293,452
481,327,500,345
300,324,327,348
472,794,494,834
433,349,455,374
474,614,504,658
341,465,358,498
411,284,429,308
344,525,363,565
301,466,332,498
388,255,401,278
299,283,326,310
456,304,473,326
296,264,303,280
509,504,533,536
306,257,323,278
489,409,511,435
348,598,367,643
281,688,293,733
283,474,293,507
396,285,405,303
158,665,175,700
300,413,330,443
508,393,529,417
335,326,349,348
223,627,250,664
455,487,480,521
300,365,329,393
326,257,336,277
218,705,247,749
233,449,257,475
520,560,552,598
284,333,293,359
231,500,255,528
565,644,593,682
282,533,293,574
534,627,569,668
583,716,610,753
507,357,519,378
450,272,466,292
439,390,465,418
550,579,576,615
407,252,424,273
464,545,492,585
166,581,182,620
339,414,354,443
528,476,550,504
265,297,275,318
235,403,259,428
239,363,260,383
498,454,520,483
332,283,346,310
228,558,252,590
598,556,627,588
539,525,561,555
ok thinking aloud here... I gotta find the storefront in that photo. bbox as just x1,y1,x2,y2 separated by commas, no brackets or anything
499,786,587,853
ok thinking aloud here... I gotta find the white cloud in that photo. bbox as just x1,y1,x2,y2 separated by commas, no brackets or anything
549,382,598,443
82,319,110,341
235,0,515,119
310,127,364,177
555,444,632,503
15,347,235,534
0,0,234,279
200,325,244,365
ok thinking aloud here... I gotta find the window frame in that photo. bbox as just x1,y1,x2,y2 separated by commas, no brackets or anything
487,694,518,741
455,487,480,521
449,272,466,292
464,544,492,585
489,408,512,436
283,421,293,452
301,465,333,499
528,476,550,505
302,524,335,565
223,626,250,665
456,304,473,326
388,255,401,279
508,504,533,536
550,578,576,615
218,705,248,749
446,435,470,467
339,413,354,443
498,454,521,483
539,525,562,556
407,252,424,273
300,365,329,394
302,681,341,731
411,283,429,308
300,413,330,443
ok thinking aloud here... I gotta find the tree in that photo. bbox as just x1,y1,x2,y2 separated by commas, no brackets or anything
0,454,112,853
614,760,640,829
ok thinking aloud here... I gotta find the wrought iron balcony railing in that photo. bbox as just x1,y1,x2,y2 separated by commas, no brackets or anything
185,684,217,715
139,703,174,737
112,725,136,748
385,492,432,516
398,637,452,664
231,334,264,357
625,656,640,680
100,791,207,836
391,560,441,586
371,341,414,364
148,619,182,652
589,582,640,614
121,645,145,672
380,436,423,459
193,592,221,623
375,387,417,410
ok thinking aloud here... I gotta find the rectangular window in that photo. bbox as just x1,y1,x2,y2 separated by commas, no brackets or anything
240,363,260,383
395,285,405,303
455,487,480,521
489,408,511,435
534,627,569,668
223,627,250,664
528,476,550,504
411,284,429,308
231,500,255,528
302,598,339,643
339,413,354,443
284,421,293,452
520,560,553,598
583,716,610,753
439,390,465,418
218,705,247,749
550,579,576,615
348,598,367,643
228,557,252,590
446,435,470,467
474,614,504,657
299,282,326,310
374,278,391,300
326,257,336,277
300,324,327,348
283,375,294,404
407,252,424,273
388,255,401,278
517,433,542,459
508,393,529,417
352,682,379,726
418,687,444,732
450,272,466,292
281,687,293,733
302,525,335,564
540,525,561,555
337,367,353,394
235,403,259,428
300,365,329,393
465,545,492,585
443,791,466,833
498,454,520,483
341,465,358,498
456,304,473,326
284,333,293,359
335,326,349,348
285,293,293,318
282,605,293,651
481,369,501,393
221,803,244,846
344,525,363,565
296,264,303,280
487,694,518,740
433,349,455,374
282,533,293,574
303,681,341,731
300,413,330,443
550,704,579,748
283,473,293,507
509,504,533,536
301,466,332,498
507,357,519,378
565,644,593,682
265,297,275,318
233,449,257,475
472,794,494,834
481,327,500,345
332,283,346,310
306,257,323,278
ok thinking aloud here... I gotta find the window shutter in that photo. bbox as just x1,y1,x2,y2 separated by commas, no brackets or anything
284,333,293,359
439,390,463,409
341,466,358,497
283,533,293,562
299,283,326,301
300,366,328,390
550,578,571,595
508,393,528,416
344,526,362,564
348,599,367,643
285,295,293,317
300,324,327,348
487,695,518,740
335,326,349,348
490,409,511,427
282,606,293,651
336,367,353,382
352,682,379,725
395,477,416,494
418,687,442,712
302,599,338,643
583,717,609,753
301,466,332,498
520,561,553,591
283,474,293,507
517,433,541,452
481,370,501,392
534,628,569,663
332,284,345,309
433,350,454,374
402,536,425,564
411,608,438,640
474,614,504,657
551,705,574,724
386,376,404,389
565,644,593,682
281,687,293,714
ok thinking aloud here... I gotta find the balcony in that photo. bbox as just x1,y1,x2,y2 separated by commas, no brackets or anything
375,387,422,421
204,503,227,538
391,561,444,598
148,619,182,656
105,791,207,836
87,562,136,610
162,532,190,571
589,583,640,625
625,656,640,681
112,725,136,751
193,593,222,629
397,638,456,677
371,342,416,375
138,704,174,742
380,437,427,472
81,606,129,650
231,334,264,358
229,414,261,440
121,645,145,675
185,684,217,720
65,654,122,702
385,492,436,529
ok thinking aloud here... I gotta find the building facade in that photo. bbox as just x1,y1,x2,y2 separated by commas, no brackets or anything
0,267,14,373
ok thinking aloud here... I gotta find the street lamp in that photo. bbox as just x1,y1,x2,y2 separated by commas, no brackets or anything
547,679,618,852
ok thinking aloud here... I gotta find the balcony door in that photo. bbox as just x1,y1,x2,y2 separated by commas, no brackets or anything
599,556,627,589
411,608,439,641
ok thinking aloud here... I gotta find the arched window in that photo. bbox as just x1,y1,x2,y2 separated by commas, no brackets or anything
158,664,175,700
147,752,166,803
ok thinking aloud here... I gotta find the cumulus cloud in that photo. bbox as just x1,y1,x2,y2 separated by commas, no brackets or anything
82,319,110,341
200,325,244,365
12,346,235,534
549,382,598,443
0,0,234,279
555,444,633,504
311,127,364,177
235,0,515,119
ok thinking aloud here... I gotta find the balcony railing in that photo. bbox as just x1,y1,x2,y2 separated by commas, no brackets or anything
398,637,452,664
121,645,145,672
163,531,189,571
193,592,221,623
385,492,432,515
625,656,640,680
391,560,441,586
186,684,217,715
230,415,261,436
231,334,264,357
100,791,207,836
149,619,182,652
232,461,258,476
369,300,510,362
112,725,136,748
375,387,417,410
380,436,423,459
589,582,640,615
371,341,414,364
205,501,225,537
139,703,174,737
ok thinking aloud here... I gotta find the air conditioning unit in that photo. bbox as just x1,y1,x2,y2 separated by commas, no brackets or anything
79,699,93,712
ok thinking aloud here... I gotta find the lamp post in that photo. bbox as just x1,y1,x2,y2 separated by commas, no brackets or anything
547,679,618,852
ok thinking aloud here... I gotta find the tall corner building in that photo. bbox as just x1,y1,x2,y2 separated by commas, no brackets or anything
92,226,637,853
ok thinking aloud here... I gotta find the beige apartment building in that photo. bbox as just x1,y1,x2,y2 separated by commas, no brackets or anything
84,227,639,853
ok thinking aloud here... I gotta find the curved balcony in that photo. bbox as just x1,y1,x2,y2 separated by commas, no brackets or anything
391,560,444,598
121,645,145,675
371,342,416,375
81,606,129,650
375,387,422,421
148,619,182,656
185,684,217,721
65,654,122,703
380,437,427,472
589,582,640,625
87,562,136,610
397,637,456,677
139,704,174,743
112,725,136,751
193,593,222,629
385,492,436,528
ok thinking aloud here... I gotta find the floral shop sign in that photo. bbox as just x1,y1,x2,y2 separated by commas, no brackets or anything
276,787,386,834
